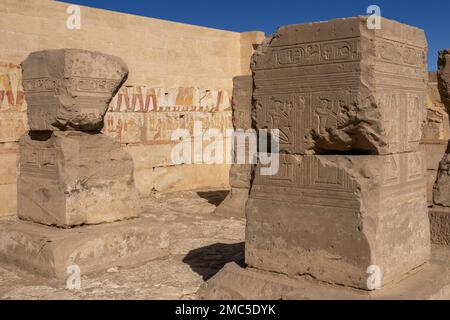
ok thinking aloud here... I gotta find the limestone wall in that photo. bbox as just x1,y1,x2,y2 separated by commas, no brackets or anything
0,0,265,216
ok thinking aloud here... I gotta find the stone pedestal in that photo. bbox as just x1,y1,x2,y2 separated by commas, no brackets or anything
247,153,430,289
203,16,436,298
198,245,450,300
18,131,140,227
0,49,161,277
0,217,168,278
428,50,450,245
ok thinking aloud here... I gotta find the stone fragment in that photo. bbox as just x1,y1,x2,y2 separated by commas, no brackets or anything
17,131,140,227
429,207,450,246
422,77,450,142
0,217,168,278
22,49,128,131
251,17,427,155
432,144,450,207
215,76,253,218
437,49,450,113
246,153,430,289
199,252,450,300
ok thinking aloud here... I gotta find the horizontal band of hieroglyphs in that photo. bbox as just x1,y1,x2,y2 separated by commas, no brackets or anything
0,63,231,112
255,38,425,69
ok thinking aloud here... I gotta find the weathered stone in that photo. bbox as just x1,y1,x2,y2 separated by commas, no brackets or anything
213,188,249,219
432,145,450,207
418,143,447,203
0,217,168,278
251,17,427,155
214,76,253,218
422,80,450,142
246,153,430,290
17,131,140,227
429,207,450,246
22,49,128,131
437,49,450,113
199,247,450,300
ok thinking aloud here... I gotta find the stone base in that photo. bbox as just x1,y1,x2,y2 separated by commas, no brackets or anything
213,188,248,218
429,206,450,245
0,216,169,278
198,246,450,300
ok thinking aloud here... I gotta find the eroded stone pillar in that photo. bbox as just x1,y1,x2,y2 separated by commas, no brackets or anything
0,49,162,278
430,49,450,245
17,49,140,227
200,17,434,298
246,16,430,290
214,76,253,218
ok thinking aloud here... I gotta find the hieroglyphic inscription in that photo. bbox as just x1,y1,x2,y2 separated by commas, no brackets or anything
255,92,357,153
255,39,362,70
375,39,426,68
252,153,425,207
20,145,58,179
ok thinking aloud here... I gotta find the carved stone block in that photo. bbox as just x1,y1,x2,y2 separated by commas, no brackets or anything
251,17,428,155
17,131,140,227
246,153,430,289
22,49,128,131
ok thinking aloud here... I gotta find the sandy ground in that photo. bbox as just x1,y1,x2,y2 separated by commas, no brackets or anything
0,190,245,300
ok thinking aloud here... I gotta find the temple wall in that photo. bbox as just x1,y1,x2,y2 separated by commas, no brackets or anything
0,0,264,216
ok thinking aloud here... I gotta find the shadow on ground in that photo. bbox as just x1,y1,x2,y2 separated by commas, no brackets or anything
197,190,229,206
182,242,245,280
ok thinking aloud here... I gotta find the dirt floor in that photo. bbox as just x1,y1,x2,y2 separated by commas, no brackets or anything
0,190,245,300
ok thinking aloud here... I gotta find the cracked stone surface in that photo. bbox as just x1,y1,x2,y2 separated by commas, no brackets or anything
0,190,245,300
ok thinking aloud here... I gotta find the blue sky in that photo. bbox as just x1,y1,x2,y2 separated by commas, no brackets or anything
61,0,450,71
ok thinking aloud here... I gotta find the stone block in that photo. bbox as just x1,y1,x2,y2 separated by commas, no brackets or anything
213,188,249,218
214,75,253,218
17,131,140,227
438,49,450,113
432,146,450,207
21,49,128,131
246,153,430,290
0,217,169,278
251,17,428,155
426,170,438,203
422,82,450,142
231,75,253,130
419,142,447,171
199,246,450,300
429,207,450,246
229,164,252,189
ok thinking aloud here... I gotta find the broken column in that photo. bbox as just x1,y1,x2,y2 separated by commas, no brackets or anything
0,49,167,278
214,76,253,218
18,49,140,227
200,17,435,298
430,49,450,245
